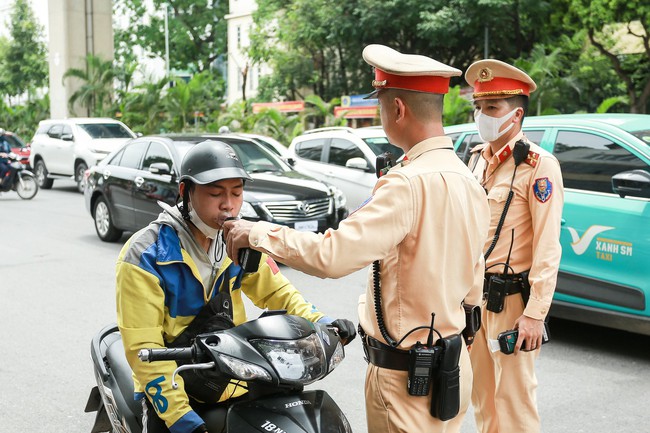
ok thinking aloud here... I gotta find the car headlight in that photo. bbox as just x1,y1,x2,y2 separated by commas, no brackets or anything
239,201,258,218
251,334,326,385
329,186,347,209
217,353,272,382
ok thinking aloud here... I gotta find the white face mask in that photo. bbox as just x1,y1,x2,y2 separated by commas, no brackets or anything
475,108,519,142
189,208,220,239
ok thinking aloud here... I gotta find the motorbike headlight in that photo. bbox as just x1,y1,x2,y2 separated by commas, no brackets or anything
328,341,345,373
217,353,272,382
239,201,258,219
329,186,347,209
251,334,326,385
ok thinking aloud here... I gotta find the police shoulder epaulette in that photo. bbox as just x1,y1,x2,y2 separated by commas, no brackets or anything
524,150,540,167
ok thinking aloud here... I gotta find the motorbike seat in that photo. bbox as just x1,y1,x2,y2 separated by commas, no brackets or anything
106,337,144,421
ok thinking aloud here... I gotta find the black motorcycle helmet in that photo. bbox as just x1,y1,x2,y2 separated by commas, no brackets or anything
179,140,252,220
180,140,252,185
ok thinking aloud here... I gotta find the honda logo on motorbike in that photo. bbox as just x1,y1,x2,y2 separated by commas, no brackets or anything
285,399,311,409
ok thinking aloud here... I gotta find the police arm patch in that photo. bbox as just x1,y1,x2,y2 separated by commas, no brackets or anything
533,177,553,203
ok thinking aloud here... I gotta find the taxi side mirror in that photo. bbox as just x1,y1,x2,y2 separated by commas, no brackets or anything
345,157,372,172
612,170,650,199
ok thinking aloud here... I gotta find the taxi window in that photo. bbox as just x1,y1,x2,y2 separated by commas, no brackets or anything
456,133,483,164
553,130,649,193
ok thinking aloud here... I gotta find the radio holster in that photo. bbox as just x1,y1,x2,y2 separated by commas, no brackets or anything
430,334,462,421
462,304,481,345
484,272,531,313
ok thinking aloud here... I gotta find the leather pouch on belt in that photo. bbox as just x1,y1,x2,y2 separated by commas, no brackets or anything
430,334,462,421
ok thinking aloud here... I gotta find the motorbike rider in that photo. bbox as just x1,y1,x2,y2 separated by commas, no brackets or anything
116,139,356,433
0,136,14,186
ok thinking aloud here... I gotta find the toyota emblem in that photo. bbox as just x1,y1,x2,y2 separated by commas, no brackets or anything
297,202,311,214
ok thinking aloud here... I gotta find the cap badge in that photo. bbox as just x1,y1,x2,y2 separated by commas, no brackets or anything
478,67,493,82
372,79,387,88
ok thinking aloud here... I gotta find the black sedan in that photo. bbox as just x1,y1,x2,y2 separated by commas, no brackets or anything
84,134,348,242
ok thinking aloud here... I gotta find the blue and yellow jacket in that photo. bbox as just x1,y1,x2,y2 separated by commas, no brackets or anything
116,205,327,433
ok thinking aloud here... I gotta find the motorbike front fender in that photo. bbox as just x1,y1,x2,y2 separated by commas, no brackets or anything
226,389,352,433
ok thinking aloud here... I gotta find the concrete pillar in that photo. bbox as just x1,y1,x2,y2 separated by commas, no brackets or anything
48,0,114,118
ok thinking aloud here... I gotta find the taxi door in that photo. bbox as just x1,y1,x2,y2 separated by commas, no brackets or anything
550,127,650,330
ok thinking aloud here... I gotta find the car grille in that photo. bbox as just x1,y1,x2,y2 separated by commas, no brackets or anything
261,198,333,222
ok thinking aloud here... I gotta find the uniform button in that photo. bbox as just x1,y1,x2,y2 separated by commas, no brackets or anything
541,309,547,315
253,239,259,247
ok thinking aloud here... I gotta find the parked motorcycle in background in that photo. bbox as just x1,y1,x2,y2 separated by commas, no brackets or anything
85,313,353,433
0,153,38,200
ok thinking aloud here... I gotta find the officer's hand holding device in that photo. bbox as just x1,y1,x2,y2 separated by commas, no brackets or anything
224,217,261,272
497,321,550,355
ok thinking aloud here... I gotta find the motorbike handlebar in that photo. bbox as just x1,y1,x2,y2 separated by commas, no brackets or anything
139,347,194,362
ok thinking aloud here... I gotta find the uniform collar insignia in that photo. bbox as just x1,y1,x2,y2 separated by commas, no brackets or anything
496,144,512,164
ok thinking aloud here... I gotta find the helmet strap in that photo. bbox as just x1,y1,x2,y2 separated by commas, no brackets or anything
179,179,192,220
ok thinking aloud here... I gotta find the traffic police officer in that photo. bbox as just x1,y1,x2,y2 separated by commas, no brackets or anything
464,59,564,433
224,44,490,433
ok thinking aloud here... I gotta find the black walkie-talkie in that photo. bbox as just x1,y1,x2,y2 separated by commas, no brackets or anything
407,314,441,396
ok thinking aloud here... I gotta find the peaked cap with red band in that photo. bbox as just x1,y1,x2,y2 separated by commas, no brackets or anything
465,59,537,101
362,44,461,98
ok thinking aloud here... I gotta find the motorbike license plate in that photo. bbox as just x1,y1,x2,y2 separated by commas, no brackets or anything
294,220,318,232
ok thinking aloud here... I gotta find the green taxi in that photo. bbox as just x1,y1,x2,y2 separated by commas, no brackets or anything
445,114,650,335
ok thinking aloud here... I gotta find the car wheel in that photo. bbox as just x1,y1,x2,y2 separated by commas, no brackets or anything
15,173,39,200
75,162,88,193
34,159,54,189
93,196,123,242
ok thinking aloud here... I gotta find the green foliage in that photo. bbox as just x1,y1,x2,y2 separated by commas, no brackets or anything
596,96,629,113
565,0,650,113
1,0,48,101
114,0,229,73
443,86,473,126
63,55,117,117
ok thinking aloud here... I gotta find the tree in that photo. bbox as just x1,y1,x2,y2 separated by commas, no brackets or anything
250,0,565,100
114,0,229,73
2,0,48,101
63,55,117,117
566,0,650,113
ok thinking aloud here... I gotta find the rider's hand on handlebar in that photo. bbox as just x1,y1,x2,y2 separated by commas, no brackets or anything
331,319,357,346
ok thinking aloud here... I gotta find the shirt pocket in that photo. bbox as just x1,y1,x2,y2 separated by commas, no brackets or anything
487,186,510,204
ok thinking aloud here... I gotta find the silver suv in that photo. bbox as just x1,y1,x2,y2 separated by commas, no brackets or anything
288,126,402,209
29,118,136,192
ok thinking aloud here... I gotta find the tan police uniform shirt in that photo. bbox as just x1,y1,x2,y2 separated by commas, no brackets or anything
248,136,490,347
470,131,564,320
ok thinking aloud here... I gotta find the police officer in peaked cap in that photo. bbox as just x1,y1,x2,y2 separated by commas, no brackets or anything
223,45,490,433
465,59,564,433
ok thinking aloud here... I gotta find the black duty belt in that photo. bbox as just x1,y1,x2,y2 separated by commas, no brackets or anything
483,272,526,296
362,334,410,371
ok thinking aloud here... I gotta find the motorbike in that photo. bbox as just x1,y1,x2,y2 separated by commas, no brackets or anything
85,313,353,433
0,153,39,199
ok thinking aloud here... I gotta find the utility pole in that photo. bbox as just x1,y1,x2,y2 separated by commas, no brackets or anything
164,4,170,79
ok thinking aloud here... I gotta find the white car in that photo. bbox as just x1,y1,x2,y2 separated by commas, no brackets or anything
288,126,403,209
29,118,136,192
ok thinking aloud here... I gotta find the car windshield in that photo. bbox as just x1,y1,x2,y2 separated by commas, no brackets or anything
363,137,404,158
630,129,650,146
79,123,134,139
1,134,26,148
176,140,287,174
